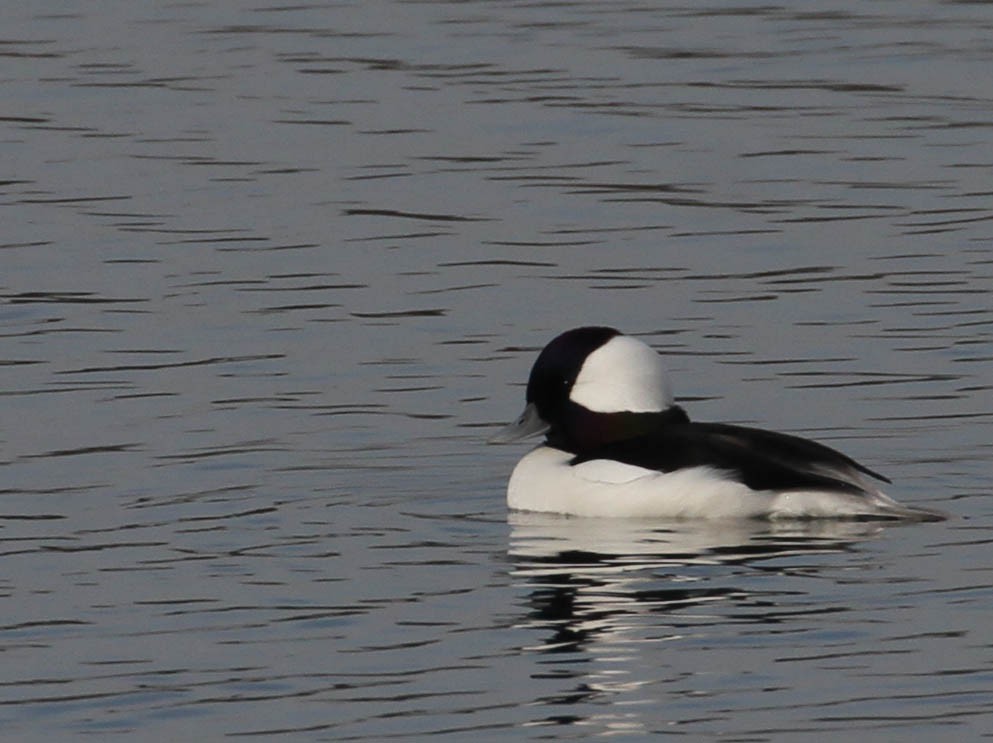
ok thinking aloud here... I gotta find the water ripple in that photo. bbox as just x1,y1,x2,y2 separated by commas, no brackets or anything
0,1,989,740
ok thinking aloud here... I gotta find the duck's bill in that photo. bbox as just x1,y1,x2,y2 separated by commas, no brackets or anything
488,402,549,444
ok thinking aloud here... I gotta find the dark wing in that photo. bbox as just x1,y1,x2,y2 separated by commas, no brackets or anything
570,420,888,496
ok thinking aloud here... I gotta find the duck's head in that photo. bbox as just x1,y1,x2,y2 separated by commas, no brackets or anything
490,326,674,444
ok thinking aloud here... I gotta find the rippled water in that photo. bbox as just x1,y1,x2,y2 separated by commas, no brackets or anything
2,1,991,739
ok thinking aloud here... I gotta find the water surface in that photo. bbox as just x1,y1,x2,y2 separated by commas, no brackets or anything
1,1,991,739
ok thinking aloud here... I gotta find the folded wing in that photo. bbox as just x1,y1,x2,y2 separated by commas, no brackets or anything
570,420,888,497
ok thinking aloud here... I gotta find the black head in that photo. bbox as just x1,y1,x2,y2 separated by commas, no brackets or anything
525,326,620,426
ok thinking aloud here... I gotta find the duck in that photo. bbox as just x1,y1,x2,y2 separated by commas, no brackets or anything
490,326,943,520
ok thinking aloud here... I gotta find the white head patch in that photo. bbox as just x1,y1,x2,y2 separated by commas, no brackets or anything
569,335,674,413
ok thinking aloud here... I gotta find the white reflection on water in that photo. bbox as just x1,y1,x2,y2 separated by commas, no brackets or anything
509,510,887,567
507,513,959,737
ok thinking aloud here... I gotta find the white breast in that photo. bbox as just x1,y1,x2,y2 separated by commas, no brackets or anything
506,446,772,519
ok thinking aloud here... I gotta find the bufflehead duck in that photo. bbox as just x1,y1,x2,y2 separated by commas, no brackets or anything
491,326,942,520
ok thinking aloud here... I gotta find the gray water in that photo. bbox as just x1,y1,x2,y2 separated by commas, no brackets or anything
1,1,991,739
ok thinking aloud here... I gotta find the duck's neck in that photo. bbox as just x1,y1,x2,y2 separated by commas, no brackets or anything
546,404,690,453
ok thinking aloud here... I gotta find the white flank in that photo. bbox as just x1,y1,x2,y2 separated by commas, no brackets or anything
508,447,768,518
506,446,930,520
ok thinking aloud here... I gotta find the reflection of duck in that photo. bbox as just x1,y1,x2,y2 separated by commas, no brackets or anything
512,513,801,651
492,327,943,520
509,513,891,734
509,509,886,567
